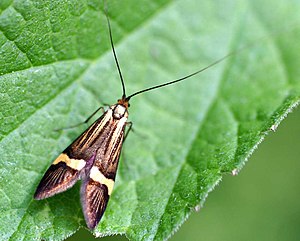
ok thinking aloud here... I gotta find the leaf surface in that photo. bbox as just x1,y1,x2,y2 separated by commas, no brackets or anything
0,0,299,240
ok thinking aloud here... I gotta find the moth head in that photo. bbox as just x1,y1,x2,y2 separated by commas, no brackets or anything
117,97,130,108
112,98,129,119
113,104,128,119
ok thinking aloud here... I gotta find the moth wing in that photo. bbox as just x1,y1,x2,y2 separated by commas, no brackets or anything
80,176,111,229
34,153,87,200
81,157,124,229
81,132,124,229
34,113,107,200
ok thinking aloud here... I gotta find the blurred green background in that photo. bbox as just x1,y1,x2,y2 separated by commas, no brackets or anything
67,107,300,241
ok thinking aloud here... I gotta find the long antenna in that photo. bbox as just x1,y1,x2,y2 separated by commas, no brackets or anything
125,44,253,101
125,53,231,101
104,5,287,103
104,7,126,98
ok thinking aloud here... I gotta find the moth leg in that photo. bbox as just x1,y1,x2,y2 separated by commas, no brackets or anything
55,106,105,131
125,122,147,141
124,121,133,142
81,106,106,125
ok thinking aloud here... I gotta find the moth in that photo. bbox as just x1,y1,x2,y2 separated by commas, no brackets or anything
34,11,243,229
34,97,129,229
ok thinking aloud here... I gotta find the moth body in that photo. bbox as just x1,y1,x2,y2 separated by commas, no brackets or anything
34,98,129,229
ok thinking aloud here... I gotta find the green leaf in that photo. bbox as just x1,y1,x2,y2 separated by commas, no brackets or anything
0,0,299,241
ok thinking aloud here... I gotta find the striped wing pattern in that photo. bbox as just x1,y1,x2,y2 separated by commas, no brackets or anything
34,103,128,229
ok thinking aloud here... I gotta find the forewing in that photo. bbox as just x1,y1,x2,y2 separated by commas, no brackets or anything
81,116,126,229
34,111,109,200
34,153,87,200
81,177,110,229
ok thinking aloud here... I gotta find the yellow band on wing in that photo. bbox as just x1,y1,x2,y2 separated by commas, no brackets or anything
53,153,86,171
89,166,115,195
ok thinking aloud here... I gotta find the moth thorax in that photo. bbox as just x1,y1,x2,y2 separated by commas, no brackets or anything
112,104,128,119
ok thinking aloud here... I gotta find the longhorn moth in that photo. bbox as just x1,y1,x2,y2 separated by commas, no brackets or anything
34,11,249,229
